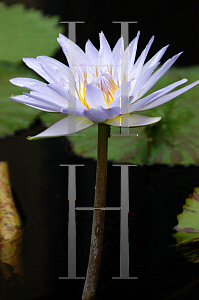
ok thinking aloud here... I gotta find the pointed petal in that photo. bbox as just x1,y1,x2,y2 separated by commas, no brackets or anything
98,32,113,73
57,33,93,84
36,56,75,88
23,58,53,83
112,36,124,65
28,115,94,140
103,113,161,127
10,95,60,112
120,31,140,84
9,77,72,105
22,88,68,109
47,83,85,109
129,35,154,80
130,62,160,99
24,81,68,107
128,31,140,66
47,85,86,117
129,78,188,112
10,77,47,91
136,52,183,100
112,36,124,83
85,39,98,65
140,45,169,75
85,83,107,109
120,48,129,84
138,80,199,111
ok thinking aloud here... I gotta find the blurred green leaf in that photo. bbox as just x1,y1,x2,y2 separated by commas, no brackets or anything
0,3,64,62
0,15,199,166
0,62,65,136
69,66,199,164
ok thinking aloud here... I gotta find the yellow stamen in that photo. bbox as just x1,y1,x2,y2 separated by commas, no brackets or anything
110,65,112,77
96,67,98,78
95,72,118,108
76,68,118,110
78,76,90,109
122,74,126,84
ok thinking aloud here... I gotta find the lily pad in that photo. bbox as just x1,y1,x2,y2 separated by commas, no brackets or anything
173,187,199,243
68,66,199,164
0,3,64,63
172,187,199,263
0,62,65,136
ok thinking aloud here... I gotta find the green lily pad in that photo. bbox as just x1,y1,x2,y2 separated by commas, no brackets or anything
68,66,199,164
0,3,64,62
0,62,64,136
1,22,199,166
172,187,199,263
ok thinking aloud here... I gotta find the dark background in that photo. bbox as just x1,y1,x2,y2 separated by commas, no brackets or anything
0,1,199,299
3,0,199,66
1,120,199,300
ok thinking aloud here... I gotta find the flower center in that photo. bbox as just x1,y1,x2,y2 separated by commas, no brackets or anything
76,69,118,109
93,71,118,108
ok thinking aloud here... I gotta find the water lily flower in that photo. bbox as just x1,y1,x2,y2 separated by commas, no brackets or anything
10,32,199,139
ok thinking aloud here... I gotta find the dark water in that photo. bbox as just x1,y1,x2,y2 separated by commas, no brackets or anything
1,118,199,300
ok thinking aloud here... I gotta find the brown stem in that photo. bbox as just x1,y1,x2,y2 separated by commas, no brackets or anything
82,123,110,300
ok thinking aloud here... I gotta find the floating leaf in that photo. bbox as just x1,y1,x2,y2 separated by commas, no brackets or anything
0,62,64,136
0,161,23,279
1,13,199,165
172,187,199,263
0,3,64,62
68,66,199,164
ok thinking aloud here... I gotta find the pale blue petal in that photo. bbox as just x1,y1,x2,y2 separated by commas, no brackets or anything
128,78,188,112
57,33,93,83
82,108,108,123
120,32,140,85
129,36,154,80
47,83,85,109
36,56,75,88
85,39,98,65
109,95,134,114
10,78,70,105
138,80,199,111
85,83,107,109
130,63,160,98
10,77,47,90
10,95,60,112
114,81,132,98
120,48,129,84
137,52,183,100
28,115,94,139
23,90,68,109
119,32,140,84
112,36,124,83
112,79,135,103
112,36,124,65
128,31,140,67
103,113,161,127
98,32,113,73
23,58,53,83
140,45,169,75
97,105,120,119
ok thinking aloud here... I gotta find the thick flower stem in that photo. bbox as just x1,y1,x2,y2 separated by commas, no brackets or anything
82,123,110,300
